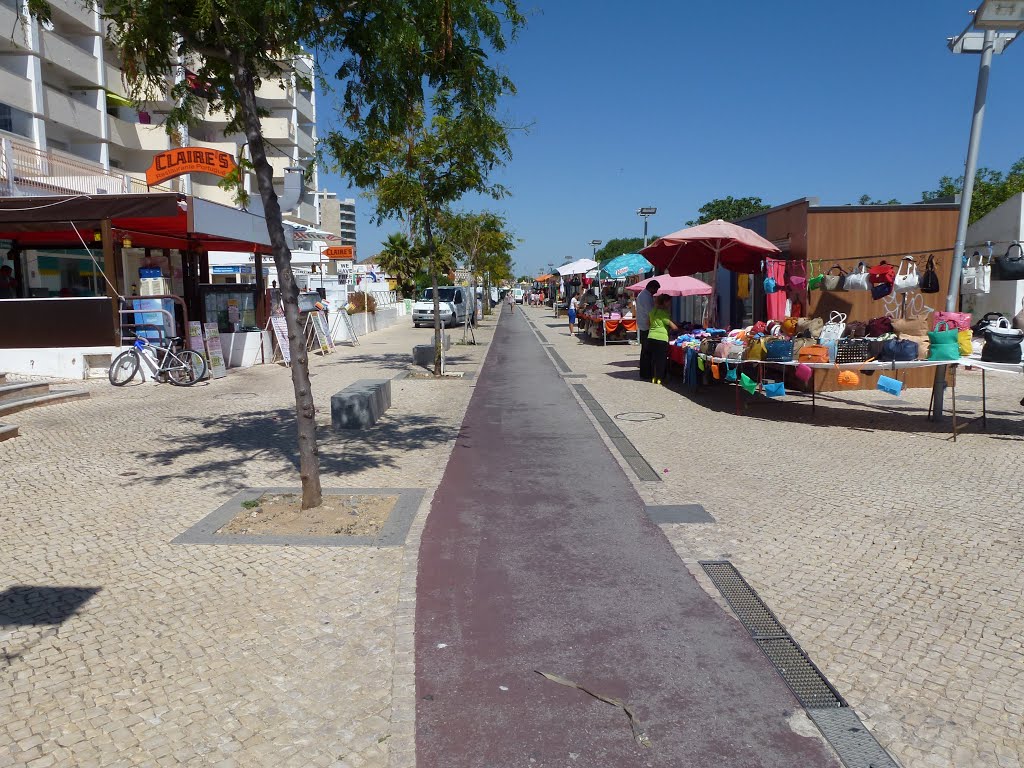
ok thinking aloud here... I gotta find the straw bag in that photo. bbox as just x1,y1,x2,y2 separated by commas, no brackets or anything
892,314,929,337
796,317,824,339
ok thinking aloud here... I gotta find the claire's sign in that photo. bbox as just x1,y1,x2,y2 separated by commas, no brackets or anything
145,148,237,186
323,246,354,259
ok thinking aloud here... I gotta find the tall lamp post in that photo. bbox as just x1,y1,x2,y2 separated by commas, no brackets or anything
589,239,602,258
637,207,657,248
932,2,1021,419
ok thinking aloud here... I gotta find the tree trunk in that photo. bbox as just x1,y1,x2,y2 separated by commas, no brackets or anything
232,56,322,510
483,272,491,316
424,216,442,376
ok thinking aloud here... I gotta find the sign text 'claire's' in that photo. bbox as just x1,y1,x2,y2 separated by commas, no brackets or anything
145,148,237,187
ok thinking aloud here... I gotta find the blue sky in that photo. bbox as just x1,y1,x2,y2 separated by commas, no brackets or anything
316,1,1024,276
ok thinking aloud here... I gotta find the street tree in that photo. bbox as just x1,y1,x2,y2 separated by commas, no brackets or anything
329,2,523,375
922,157,1024,223
443,211,515,316
686,196,771,226
593,237,656,261
856,195,901,205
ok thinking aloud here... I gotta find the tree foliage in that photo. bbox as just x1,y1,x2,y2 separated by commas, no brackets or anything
922,157,1024,223
686,196,771,226
857,195,901,205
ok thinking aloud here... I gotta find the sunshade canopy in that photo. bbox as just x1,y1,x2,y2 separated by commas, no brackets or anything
556,258,598,276
639,219,780,276
0,193,273,253
625,274,713,297
600,253,653,279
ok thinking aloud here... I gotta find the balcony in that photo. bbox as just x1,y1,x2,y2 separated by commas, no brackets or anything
107,115,168,151
44,86,102,137
297,126,315,156
47,0,96,30
0,67,35,114
260,116,296,144
2,135,128,195
256,77,294,107
39,30,101,86
0,2,31,50
295,89,314,120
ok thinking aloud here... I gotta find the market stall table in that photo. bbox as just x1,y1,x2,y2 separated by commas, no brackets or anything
578,313,637,345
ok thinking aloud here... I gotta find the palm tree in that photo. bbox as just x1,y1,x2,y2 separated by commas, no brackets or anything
377,233,420,297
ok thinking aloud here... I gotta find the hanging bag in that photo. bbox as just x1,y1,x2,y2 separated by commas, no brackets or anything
868,261,896,286
819,311,847,344
763,381,786,398
823,265,847,291
920,255,941,293
763,276,779,293
807,262,825,290
960,251,991,295
844,262,871,291
871,281,893,300
993,242,1024,281
894,257,920,294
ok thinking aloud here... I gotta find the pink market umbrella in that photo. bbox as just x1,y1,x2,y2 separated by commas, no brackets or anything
626,274,713,297
639,219,780,324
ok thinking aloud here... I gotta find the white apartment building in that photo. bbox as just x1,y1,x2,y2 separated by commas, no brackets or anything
0,0,319,227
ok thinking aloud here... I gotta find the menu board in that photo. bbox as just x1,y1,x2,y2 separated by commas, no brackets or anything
270,315,291,364
202,323,228,378
310,311,332,354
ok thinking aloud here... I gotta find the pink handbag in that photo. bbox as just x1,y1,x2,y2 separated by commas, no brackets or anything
713,341,732,359
932,311,971,331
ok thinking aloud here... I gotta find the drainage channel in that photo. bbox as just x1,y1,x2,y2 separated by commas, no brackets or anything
571,384,660,482
699,561,898,768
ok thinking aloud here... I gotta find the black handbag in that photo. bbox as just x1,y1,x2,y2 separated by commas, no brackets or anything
871,281,892,300
993,242,1024,281
982,328,1023,363
972,312,1008,336
920,255,940,293
879,338,919,362
836,338,870,364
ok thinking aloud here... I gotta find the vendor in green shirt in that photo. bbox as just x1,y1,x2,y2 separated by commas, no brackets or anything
646,294,678,385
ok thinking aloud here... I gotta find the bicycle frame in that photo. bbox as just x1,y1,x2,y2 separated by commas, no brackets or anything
131,338,183,382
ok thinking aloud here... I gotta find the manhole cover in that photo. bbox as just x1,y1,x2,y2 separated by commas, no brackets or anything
615,412,665,422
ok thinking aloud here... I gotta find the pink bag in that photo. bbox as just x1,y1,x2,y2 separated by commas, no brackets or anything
932,311,971,331
713,341,732,359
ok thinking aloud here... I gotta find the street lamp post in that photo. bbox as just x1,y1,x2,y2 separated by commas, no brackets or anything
637,207,657,248
932,4,1021,419
589,239,602,258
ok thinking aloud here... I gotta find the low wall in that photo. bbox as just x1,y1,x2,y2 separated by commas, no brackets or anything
0,346,120,379
331,304,407,343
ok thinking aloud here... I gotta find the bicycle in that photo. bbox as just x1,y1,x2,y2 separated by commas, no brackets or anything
109,336,208,387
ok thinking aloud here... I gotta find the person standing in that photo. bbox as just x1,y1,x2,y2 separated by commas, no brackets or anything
568,292,579,336
636,279,660,380
647,294,678,385
0,264,17,299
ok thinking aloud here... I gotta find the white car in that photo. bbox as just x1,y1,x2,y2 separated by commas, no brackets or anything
513,288,525,304
413,286,471,328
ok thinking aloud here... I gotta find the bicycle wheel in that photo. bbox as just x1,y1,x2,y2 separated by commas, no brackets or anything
166,349,207,386
108,349,139,386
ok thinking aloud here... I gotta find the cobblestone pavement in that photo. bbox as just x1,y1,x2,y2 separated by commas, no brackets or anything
527,306,1024,768
0,316,496,767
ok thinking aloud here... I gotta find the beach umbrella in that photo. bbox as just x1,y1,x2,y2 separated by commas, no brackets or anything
599,253,653,279
626,274,713,297
556,258,598,276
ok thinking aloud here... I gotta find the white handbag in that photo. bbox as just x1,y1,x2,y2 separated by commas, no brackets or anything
819,311,847,344
844,262,870,291
961,251,991,295
894,257,920,293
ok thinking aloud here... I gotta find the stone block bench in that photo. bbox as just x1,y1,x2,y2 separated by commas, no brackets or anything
412,334,452,367
331,379,391,430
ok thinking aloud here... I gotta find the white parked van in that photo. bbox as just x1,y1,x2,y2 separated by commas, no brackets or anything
413,286,472,328
512,288,525,304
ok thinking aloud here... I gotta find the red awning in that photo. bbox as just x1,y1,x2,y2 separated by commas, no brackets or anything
0,193,271,253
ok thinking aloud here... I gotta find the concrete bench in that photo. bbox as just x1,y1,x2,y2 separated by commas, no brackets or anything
412,334,451,367
331,379,391,430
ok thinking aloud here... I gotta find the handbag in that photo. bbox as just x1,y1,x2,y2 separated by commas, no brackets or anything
844,262,871,291
744,338,767,361
920,254,940,293
795,317,824,339
973,312,1008,335
901,334,929,360
993,242,1024,281
894,257,920,293
892,314,929,337
877,375,904,396
763,381,786,398
879,338,919,362
960,251,991,295
932,311,972,331
927,321,961,361
781,317,802,337
957,329,973,357
798,344,830,363
844,320,867,338
807,272,824,290
739,372,758,395
868,261,896,285
724,363,738,382
867,315,894,336
837,369,860,387
788,275,807,291
823,265,847,291
819,311,847,344
713,340,735,359
765,339,795,362
763,277,779,293
871,281,893,300
836,338,870,364
982,328,1024,363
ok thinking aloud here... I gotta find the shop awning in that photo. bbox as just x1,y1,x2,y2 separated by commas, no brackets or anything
0,193,272,253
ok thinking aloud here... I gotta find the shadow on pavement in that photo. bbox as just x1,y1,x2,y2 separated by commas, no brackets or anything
134,409,456,485
0,586,101,628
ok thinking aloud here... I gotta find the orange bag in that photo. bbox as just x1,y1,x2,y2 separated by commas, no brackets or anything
837,370,860,387
798,345,830,363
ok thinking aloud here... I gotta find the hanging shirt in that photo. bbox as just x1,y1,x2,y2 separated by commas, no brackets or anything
636,289,655,331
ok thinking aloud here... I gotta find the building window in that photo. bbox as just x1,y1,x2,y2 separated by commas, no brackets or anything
0,102,33,138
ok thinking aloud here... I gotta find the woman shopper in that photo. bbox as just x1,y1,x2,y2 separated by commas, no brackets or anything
646,294,678,385
568,292,579,335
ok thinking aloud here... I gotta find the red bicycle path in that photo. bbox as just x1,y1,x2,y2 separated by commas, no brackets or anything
414,308,840,767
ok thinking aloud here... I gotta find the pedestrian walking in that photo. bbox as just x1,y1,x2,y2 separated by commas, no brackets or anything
647,294,677,385
636,279,660,380
568,293,579,336
507,289,515,313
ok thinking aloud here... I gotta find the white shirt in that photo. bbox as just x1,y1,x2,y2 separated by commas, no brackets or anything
570,296,579,310
636,289,655,331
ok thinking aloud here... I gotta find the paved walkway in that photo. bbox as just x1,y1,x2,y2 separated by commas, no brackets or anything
414,308,839,767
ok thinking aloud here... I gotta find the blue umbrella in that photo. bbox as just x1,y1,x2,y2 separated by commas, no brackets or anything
599,253,653,280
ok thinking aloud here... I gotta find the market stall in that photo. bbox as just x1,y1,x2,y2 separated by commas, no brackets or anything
573,253,654,345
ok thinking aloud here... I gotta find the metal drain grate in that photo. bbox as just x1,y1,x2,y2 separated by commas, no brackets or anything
756,637,844,709
807,708,899,768
699,561,787,639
